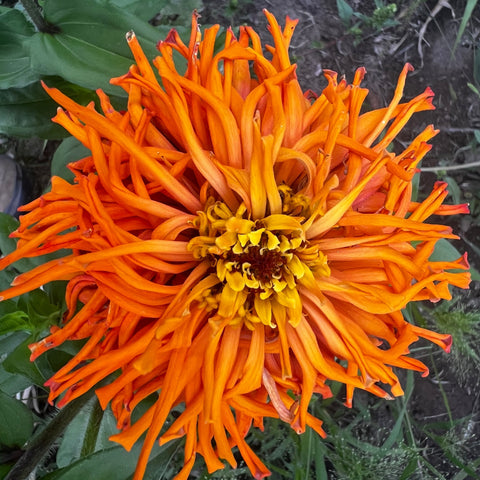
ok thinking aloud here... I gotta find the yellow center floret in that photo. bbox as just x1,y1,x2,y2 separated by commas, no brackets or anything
188,189,330,329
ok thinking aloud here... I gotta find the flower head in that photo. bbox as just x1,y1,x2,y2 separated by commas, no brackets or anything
0,10,470,480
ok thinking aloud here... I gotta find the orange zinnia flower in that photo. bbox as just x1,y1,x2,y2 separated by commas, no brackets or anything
0,10,470,480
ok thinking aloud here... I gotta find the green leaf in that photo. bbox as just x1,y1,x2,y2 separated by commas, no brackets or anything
30,0,186,96
51,136,91,183
57,398,118,468
42,441,179,480
452,0,478,56
336,0,354,26
0,331,30,357
142,440,183,480
42,281,69,310
3,337,46,386
468,82,480,98
474,129,480,144
36,348,75,389
4,389,96,480
0,463,12,478
0,363,33,397
0,298,21,318
56,396,99,467
0,79,96,139
462,237,480,281
0,332,32,395
0,212,18,257
18,288,61,325
44,447,136,480
429,238,463,262
399,456,421,480
0,266,15,292
0,7,37,89
429,238,479,280
444,176,462,205
0,311,31,336
0,389,34,448
30,34,132,98
94,404,120,449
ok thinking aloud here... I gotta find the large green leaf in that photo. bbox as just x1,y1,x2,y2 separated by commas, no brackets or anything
52,389,182,479
43,446,139,480
57,398,119,468
4,389,97,480
42,441,179,480
0,79,96,139
429,238,465,263
30,0,186,96
0,389,34,448
0,7,37,89
56,397,98,468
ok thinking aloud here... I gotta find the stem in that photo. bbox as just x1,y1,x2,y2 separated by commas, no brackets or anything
421,160,480,172
19,0,60,34
429,351,454,428
80,397,104,457
5,389,96,480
